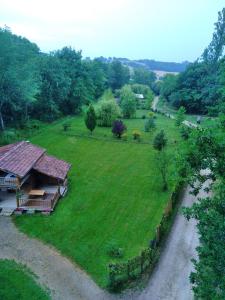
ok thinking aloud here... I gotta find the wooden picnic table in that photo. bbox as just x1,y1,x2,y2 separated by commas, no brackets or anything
28,189,45,196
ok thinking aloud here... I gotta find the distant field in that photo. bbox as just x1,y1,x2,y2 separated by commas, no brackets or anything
0,260,49,300
15,112,183,287
153,70,179,80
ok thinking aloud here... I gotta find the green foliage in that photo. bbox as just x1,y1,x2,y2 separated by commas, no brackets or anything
106,240,124,258
62,122,71,132
85,104,96,133
144,118,156,132
175,106,186,127
160,9,225,114
183,184,225,299
132,68,156,87
0,260,49,300
153,130,167,151
131,83,154,109
120,85,136,118
160,74,178,101
96,95,121,127
180,126,191,140
108,60,130,90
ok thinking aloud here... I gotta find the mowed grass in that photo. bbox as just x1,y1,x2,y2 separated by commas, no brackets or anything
15,112,182,287
0,260,49,300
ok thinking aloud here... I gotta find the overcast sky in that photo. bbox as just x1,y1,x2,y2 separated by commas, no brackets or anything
0,0,224,62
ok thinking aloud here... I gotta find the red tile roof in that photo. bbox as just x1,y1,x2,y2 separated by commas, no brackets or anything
0,141,71,180
33,154,71,181
0,141,45,177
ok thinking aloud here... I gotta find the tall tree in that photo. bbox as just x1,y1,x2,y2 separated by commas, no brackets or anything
108,60,130,90
133,68,156,87
85,104,96,134
202,8,225,64
120,85,136,118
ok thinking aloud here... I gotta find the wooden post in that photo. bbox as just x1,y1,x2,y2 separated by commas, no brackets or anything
16,189,20,208
156,225,161,245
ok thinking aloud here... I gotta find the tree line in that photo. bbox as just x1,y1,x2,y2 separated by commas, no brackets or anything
0,26,156,131
158,8,225,115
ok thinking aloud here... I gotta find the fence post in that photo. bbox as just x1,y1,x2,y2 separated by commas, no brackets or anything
127,260,130,279
108,264,115,287
140,251,145,273
156,225,161,245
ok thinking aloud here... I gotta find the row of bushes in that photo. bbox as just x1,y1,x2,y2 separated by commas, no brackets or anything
107,181,184,291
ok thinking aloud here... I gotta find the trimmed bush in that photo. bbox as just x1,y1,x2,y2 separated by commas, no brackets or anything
132,130,141,141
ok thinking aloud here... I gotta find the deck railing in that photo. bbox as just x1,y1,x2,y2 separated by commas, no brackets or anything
18,192,60,210
0,177,18,187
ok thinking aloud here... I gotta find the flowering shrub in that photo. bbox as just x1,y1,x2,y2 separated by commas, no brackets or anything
132,130,141,141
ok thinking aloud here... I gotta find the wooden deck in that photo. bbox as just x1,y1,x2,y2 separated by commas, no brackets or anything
0,185,62,213
19,192,60,211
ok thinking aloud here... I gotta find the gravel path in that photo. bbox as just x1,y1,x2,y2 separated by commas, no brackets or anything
151,96,159,110
0,217,114,300
124,180,209,300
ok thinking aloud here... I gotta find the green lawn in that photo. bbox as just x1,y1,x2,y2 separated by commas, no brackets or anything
0,260,49,300
14,112,182,287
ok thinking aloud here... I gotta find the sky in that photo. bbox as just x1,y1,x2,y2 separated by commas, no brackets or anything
0,0,224,62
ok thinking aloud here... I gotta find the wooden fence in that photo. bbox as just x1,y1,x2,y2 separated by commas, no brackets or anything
108,181,184,291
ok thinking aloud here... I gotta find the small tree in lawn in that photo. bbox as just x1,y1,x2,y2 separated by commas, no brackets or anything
176,106,186,127
153,130,167,151
112,120,126,139
153,130,169,191
85,104,96,134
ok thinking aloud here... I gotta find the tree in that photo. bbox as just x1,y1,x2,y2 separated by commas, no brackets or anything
175,106,186,126
131,84,154,109
0,27,39,130
153,130,167,151
202,8,225,65
112,120,126,138
183,183,225,299
153,130,168,191
144,118,156,132
120,85,136,118
85,104,96,134
96,96,121,127
133,68,156,87
160,74,178,101
108,60,130,91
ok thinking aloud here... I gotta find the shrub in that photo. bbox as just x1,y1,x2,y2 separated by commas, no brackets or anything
120,85,136,118
180,126,191,140
121,133,128,141
85,104,96,134
0,130,17,145
96,99,121,127
175,106,186,127
153,130,167,151
132,130,141,141
148,111,156,119
62,122,71,131
142,115,146,119
145,118,156,132
112,120,126,139
106,240,124,258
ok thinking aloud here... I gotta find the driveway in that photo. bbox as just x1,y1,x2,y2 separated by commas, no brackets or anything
0,216,114,300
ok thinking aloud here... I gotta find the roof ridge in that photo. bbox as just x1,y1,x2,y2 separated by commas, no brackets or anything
0,141,25,163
